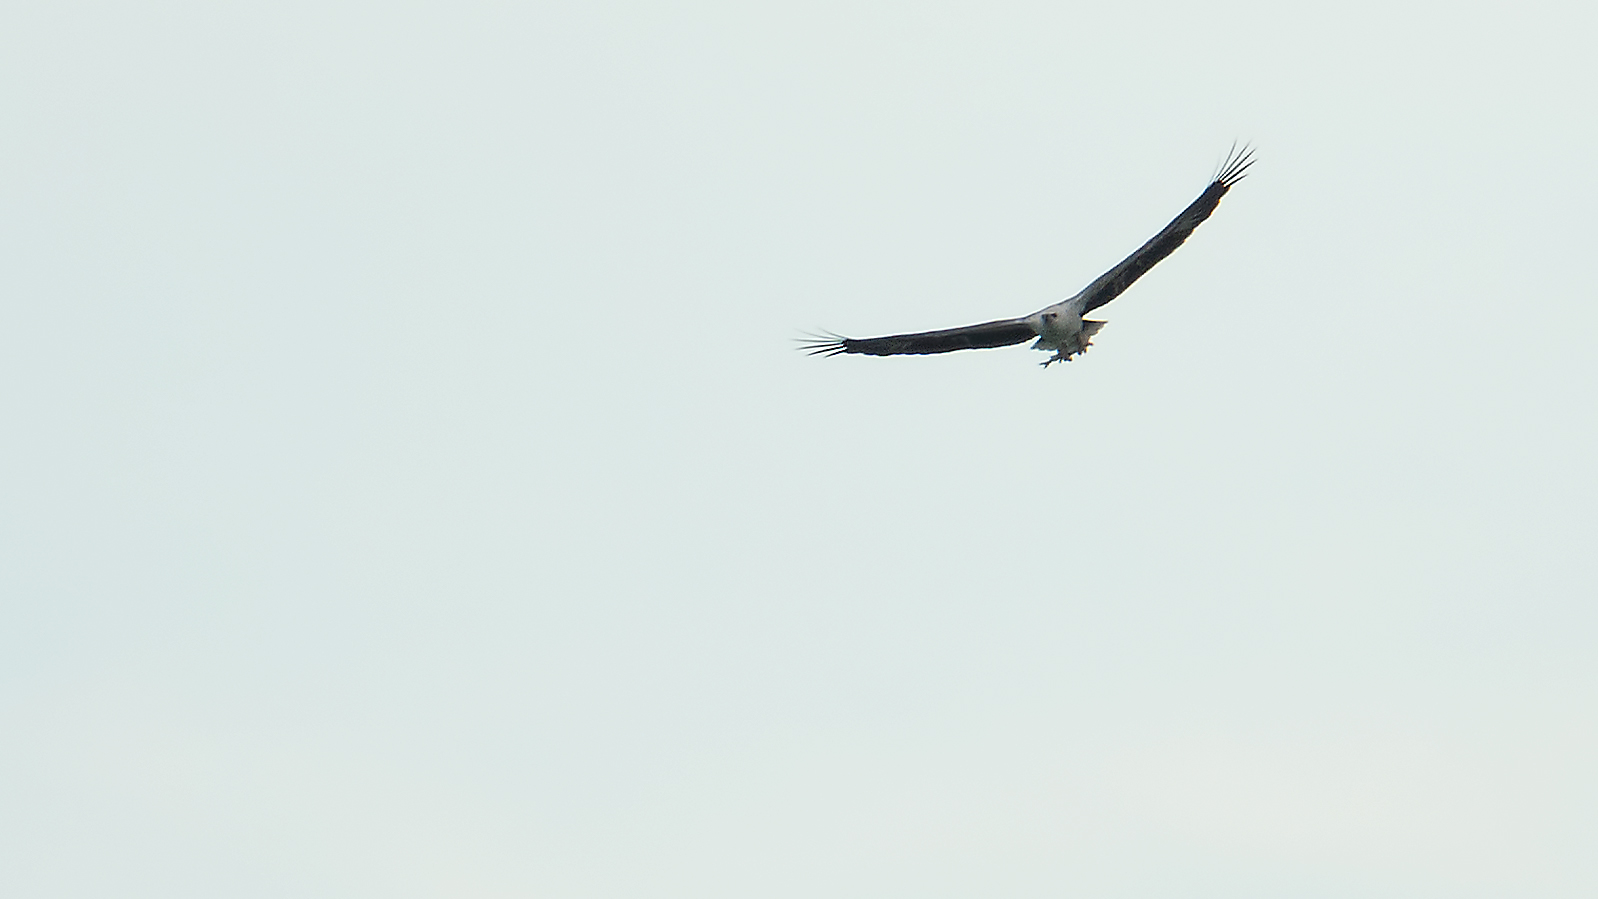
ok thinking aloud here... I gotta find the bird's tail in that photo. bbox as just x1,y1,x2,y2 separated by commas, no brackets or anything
1081,319,1107,347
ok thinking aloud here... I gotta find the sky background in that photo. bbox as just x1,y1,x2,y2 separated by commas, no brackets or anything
3,0,1596,896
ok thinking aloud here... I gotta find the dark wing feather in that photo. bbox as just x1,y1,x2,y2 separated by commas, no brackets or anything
799,318,1038,357
1079,144,1253,313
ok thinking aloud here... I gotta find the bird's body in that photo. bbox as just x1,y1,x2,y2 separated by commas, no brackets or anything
802,146,1253,368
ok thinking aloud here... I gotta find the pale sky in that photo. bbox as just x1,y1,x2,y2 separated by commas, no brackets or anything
3,1,1596,896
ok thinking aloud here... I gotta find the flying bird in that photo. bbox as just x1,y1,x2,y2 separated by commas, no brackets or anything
801,146,1254,368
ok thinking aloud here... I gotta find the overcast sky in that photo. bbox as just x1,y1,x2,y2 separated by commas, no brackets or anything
3,1,1596,896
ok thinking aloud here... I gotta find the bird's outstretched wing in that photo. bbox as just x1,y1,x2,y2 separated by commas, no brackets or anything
1078,144,1253,313
798,318,1038,357
804,145,1253,361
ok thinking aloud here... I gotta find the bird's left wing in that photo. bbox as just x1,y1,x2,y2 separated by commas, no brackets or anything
799,317,1038,356
1077,145,1254,313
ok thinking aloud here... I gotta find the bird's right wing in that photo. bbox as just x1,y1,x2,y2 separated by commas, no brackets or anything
799,318,1038,356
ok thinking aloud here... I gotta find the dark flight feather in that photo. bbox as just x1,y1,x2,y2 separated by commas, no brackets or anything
799,319,1038,357
1080,144,1253,313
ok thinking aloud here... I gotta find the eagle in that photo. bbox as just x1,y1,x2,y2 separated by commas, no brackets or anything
801,146,1254,368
